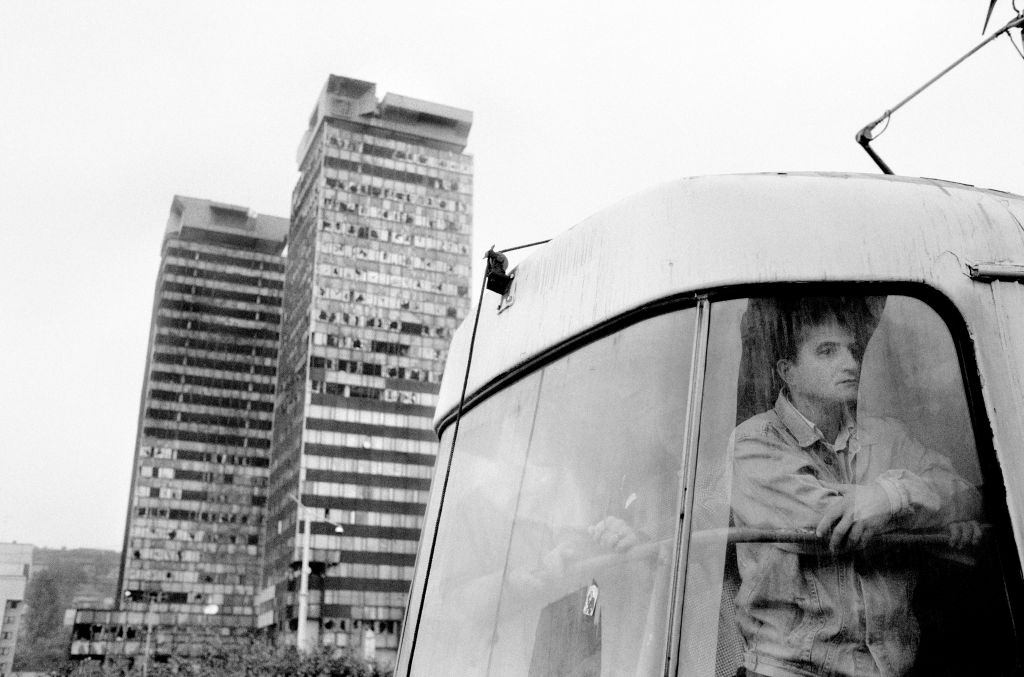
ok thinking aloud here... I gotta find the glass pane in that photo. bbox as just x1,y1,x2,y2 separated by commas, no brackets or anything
488,311,694,676
680,294,1018,677
410,372,543,675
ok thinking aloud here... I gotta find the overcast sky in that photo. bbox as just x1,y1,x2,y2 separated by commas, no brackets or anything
2,1,1022,551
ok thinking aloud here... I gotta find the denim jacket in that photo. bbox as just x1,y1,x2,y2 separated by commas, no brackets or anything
729,395,981,677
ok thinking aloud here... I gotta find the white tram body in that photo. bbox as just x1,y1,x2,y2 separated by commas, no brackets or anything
397,173,1024,676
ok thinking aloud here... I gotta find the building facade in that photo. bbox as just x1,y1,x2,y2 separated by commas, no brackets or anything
69,196,288,661
261,75,472,660
0,543,32,677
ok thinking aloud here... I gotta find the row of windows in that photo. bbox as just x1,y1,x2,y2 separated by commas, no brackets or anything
320,593,409,616
310,380,437,407
146,407,274,431
307,402,432,430
322,175,469,213
165,245,286,274
314,284,464,318
317,249,466,286
325,129,472,174
311,375,437,406
305,535,419,555
324,154,466,194
154,333,279,359
163,264,284,290
321,197,468,236
156,315,280,343
126,565,253,586
312,264,466,313
329,563,413,581
140,446,270,467
310,332,445,362
310,356,440,388
137,484,266,505
140,483,266,499
71,620,252,643
305,480,428,505
152,352,277,378
160,290,284,323
131,548,257,572
142,426,271,449
302,431,438,454
149,370,276,395
322,214,469,257
314,309,455,339
149,389,275,413
304,455,433,480
318,238,467,277
315,294,462,328
125,590,189,604
135,506,265,525
308,344,443,382
319,510,424,532
129,532,260,553
161,280,283,308
159,298,281,326
329,140,472,184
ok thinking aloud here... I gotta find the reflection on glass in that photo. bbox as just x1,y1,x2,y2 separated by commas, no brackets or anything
680,295,1017,677
411,372,543,675
412,310,694,675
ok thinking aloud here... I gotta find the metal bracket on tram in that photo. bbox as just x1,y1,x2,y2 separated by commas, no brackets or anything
484,247,514,296
967,262,1024,282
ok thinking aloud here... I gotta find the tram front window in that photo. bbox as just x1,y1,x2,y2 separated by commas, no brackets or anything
679,294,1018,677
411,310,695,676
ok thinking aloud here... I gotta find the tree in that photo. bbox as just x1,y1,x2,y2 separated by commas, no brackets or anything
14,562,87,670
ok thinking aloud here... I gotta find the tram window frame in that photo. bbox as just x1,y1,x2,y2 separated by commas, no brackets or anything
401,298,705,675
670,282,1024,677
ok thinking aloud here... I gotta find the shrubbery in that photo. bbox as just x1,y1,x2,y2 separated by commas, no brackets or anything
54,640,390,677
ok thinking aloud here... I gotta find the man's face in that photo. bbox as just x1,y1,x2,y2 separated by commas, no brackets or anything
779,322,862,406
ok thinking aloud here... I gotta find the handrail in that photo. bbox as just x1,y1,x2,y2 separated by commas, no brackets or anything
690,525,989,547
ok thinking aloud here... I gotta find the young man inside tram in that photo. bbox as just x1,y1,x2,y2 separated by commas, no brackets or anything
729,296,983,677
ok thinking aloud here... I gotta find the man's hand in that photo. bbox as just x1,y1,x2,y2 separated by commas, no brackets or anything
588,516,640,552
816,483,893,552
947,520,983,549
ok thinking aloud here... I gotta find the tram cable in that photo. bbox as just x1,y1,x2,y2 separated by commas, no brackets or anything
406,239,549,668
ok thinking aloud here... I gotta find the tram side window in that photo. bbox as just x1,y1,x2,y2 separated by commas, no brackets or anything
410,310,695,676
678,294,1018,677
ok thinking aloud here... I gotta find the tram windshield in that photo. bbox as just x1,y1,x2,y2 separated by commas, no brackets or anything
407,292,1019,676
680,294,1016,677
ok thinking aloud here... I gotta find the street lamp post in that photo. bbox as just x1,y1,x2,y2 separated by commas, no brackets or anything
123,590,159,677
289,494,344,653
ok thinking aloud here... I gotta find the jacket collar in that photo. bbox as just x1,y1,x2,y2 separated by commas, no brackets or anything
774,392,857,450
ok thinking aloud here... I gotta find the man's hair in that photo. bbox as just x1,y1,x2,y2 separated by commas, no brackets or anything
774,296,874,362
736,295,883,422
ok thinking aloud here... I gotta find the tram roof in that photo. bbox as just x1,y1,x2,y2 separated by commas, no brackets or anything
436,172,1024,429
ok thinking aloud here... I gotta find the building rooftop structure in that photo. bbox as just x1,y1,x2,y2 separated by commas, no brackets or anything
165,195,289,253
296,74,473,163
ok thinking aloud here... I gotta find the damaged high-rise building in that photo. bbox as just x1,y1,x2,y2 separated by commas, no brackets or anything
69,196,288,661
257,75,473,662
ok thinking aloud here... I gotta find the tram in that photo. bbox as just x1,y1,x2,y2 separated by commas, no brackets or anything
395,172,1024,676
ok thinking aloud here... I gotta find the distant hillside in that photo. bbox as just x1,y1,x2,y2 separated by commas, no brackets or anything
14,547,121,672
